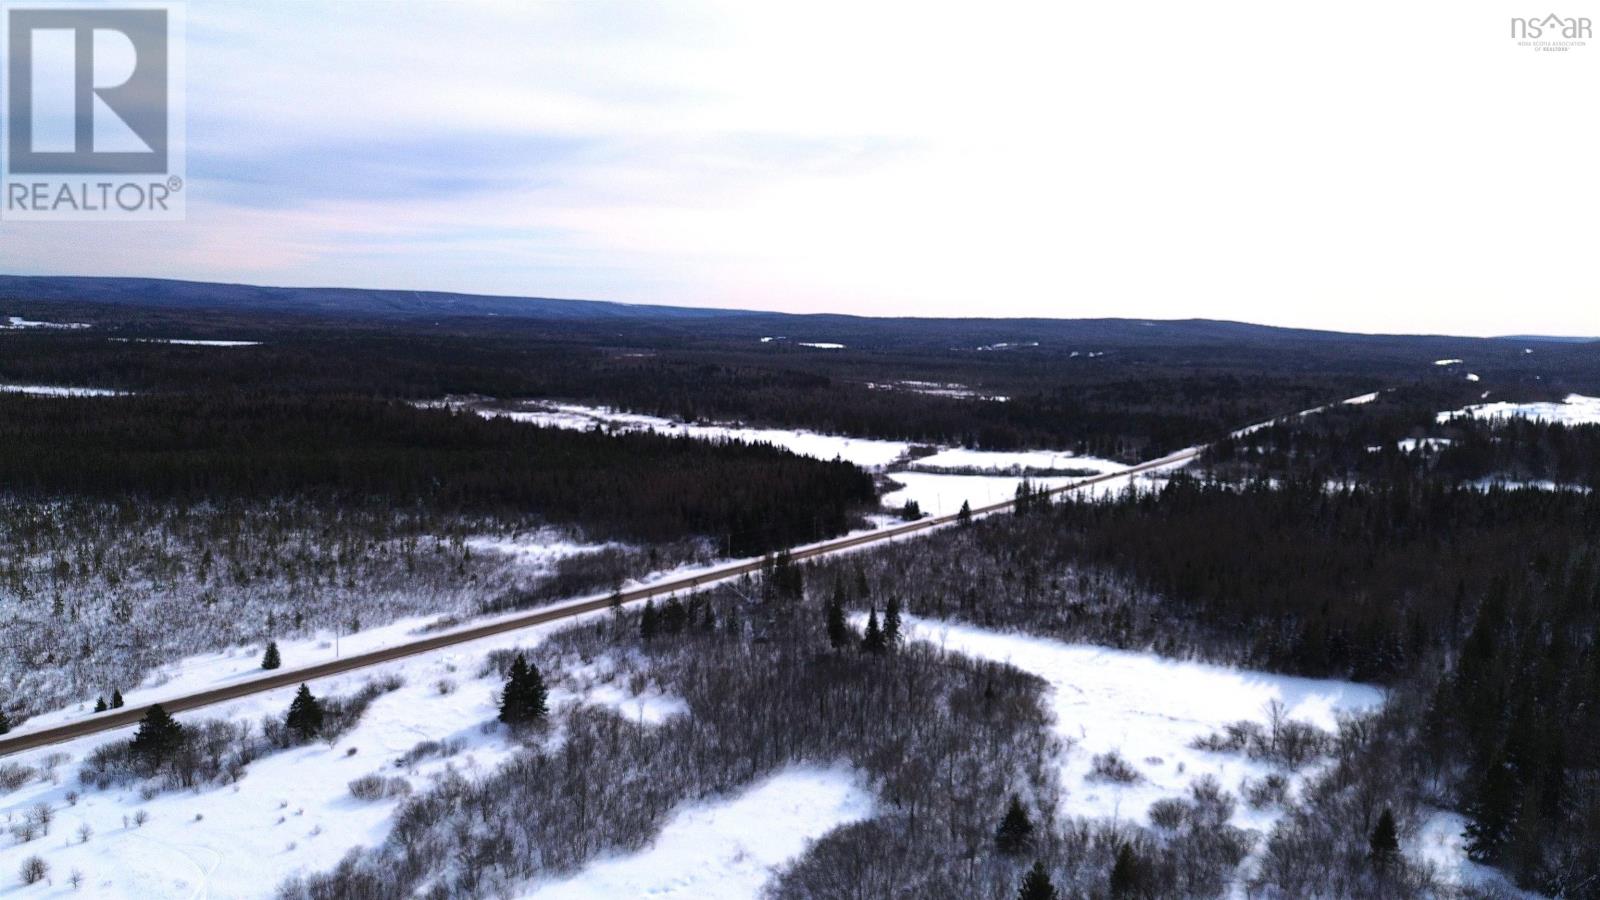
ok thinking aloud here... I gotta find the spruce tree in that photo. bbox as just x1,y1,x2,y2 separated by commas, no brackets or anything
286,684,325,740
1109,842,1141,898
1464,757,1517,862
498,653,549,726
0,709,9,735
995,794,1034,855
130,704,183,766
261,640,281,670
958,500,973,525
94,697,108,713
1369,807,1399,869
861,608,887,653
1017,860,1057,900
639,600,660,641
111,688,124,709
826,593,850,650
662,596,688,634
884,596,902,646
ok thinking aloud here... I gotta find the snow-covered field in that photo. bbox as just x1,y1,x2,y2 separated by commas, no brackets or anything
867,380,1010,402
468,401,1176,521
1,316,89,330
909,447,1127,475
893,615,1383,832
0,384,125,397
479,403,912,470
465,531,622,568
116,338,262,347
1395,437,1453,453
882,457,1182,517
0,618,587,898
520,767,873,900
1436,393,1600,426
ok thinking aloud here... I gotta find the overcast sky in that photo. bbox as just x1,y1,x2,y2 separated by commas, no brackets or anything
1,1,1596,335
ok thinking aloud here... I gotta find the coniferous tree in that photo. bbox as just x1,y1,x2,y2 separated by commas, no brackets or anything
995,794,1034,855
94,697,107,713
861,607,887,653
130,704,183,766
1369,807,1399,870
286,684,324,740
826,592,850,650
1109,842,1141,898
958,499,973,525
662,596,688,634
1017,860,1057,900
261,640,281,670
519,659,549,723
884,596,902,646
0,709,9,735
111,689,124,709
639,600,660,641
1464,757,1518,862
498,653,548,726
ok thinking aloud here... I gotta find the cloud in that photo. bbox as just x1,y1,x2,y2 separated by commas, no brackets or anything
1,0,1598,336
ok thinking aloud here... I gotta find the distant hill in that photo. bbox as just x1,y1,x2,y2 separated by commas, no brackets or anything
1,274,1593,358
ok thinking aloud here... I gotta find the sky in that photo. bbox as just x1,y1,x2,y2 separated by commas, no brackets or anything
0,0,1596,336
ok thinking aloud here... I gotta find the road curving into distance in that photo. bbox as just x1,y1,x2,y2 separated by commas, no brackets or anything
0,446,1200,757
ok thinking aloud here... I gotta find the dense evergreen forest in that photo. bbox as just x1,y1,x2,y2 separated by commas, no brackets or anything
1210,384,1600,488
0,394,872,556
7,293,1596,459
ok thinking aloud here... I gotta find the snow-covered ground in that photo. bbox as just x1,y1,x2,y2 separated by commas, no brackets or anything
465,531,621,568
1415,811,1540,897
909,447,1127,475
478,402,912,470
867,380,1009,402
1395,437,1453,453
1,316,89,330
796,342,844,350
0,384,125,397
520,767,873,900
1436,393,1600,426
114,338,262,347
892,615,1383,833
882,456,1184,517
0,614,600,899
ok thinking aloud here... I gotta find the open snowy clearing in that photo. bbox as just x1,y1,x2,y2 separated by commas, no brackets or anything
882,458,1184,517
891,616,1529,894
478,402,912,470
1,317,89,330
909,447,1127,475
892,615,1383,833
0,384,125,398
113,338,262,347
1436,394,1600,427
1415,811,1542,898
520,767,873,900
0,612,609,899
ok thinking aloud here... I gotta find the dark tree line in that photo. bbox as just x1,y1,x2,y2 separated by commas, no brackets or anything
0,393,874,556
